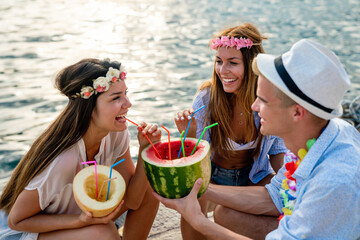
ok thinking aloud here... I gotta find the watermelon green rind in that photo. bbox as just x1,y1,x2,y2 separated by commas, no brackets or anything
142,138,211,199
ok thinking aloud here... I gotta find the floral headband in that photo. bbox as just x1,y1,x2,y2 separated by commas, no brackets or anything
210,36,254,50
71,65,127,99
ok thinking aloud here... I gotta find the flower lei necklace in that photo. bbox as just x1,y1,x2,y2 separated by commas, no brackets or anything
71,65,127,99
278,137,317,222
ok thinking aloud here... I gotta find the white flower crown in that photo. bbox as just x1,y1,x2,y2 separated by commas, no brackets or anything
71,65,127,99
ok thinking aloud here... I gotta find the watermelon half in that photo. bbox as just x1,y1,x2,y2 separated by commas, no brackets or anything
142,137,211,199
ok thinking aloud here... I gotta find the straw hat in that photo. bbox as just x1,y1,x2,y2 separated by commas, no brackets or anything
256,39,351,120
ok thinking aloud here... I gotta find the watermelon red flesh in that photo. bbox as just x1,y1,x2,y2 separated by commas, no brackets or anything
146,139,199,161
142,138,211,199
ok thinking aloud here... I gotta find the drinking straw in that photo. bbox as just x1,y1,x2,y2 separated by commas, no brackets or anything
161,125,171,160
177,105,205,158
125,118,162,159
106,158,125,201
97,177,117,201
190,122,218,155
180,130,185,157
81,161,98,199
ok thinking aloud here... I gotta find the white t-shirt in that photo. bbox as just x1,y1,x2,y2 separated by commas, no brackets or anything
0,130,130,239
25,130,130,215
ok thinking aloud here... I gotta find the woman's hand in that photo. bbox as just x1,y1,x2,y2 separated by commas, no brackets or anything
175,108,197,138
79,200,123,226
137,122,162,149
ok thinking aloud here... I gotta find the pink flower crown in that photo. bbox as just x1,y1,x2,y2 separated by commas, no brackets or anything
210,36,254,50
71,65,127,99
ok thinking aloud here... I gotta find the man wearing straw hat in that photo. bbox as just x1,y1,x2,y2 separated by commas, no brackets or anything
155,39,360,239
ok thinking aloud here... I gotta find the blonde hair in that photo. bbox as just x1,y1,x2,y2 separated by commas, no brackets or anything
201,23,267,160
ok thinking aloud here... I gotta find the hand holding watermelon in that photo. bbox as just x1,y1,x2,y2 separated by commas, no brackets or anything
136,122,162,149
153,178,204,225
175,107,197,138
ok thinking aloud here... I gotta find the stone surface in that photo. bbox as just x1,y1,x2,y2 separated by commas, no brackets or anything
148,204,214,239
342,97,360,132
148,204,182,239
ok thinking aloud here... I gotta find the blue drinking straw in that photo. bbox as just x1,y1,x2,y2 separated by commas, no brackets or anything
190,122,218,155
106,158,125,201
177,105,205,158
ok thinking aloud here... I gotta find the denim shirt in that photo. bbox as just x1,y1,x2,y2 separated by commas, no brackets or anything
266,118,360,239
192,88,288,184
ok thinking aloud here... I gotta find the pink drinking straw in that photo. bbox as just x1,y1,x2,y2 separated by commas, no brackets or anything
97,177,117,201
161,125,171,160
125,118,162,159
81,161,98,199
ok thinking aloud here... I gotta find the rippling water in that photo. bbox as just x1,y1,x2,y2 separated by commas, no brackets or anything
0,0,359,188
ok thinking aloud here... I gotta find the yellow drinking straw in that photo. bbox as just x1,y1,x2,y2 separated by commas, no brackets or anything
98,177,117,201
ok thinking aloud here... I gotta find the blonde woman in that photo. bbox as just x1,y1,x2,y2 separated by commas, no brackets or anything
0,59,159,240
175,23,287,239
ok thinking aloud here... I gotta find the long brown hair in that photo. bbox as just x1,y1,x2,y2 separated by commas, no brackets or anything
201,23,267,161
0,58,123,214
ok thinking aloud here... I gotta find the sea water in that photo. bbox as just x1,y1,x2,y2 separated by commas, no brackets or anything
0,0,359,189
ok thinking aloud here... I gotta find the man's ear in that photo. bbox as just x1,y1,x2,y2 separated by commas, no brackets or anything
292,104,306,122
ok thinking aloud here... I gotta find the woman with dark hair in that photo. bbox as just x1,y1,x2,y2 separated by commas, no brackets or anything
0,58,159,239
175,23,287,239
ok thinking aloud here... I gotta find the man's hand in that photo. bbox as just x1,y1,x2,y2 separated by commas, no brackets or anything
153,178,204,225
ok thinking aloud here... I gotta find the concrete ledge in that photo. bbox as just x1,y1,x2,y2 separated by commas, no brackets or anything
148,204,182,239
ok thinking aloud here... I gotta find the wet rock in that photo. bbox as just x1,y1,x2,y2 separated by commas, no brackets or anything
343,118,355,127
341,99,353,118
342,97,360,132
342,99,352,110
349,96,360,123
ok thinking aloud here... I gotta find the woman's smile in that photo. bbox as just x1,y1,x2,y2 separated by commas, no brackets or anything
115,112,127,123
221,77,238,84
